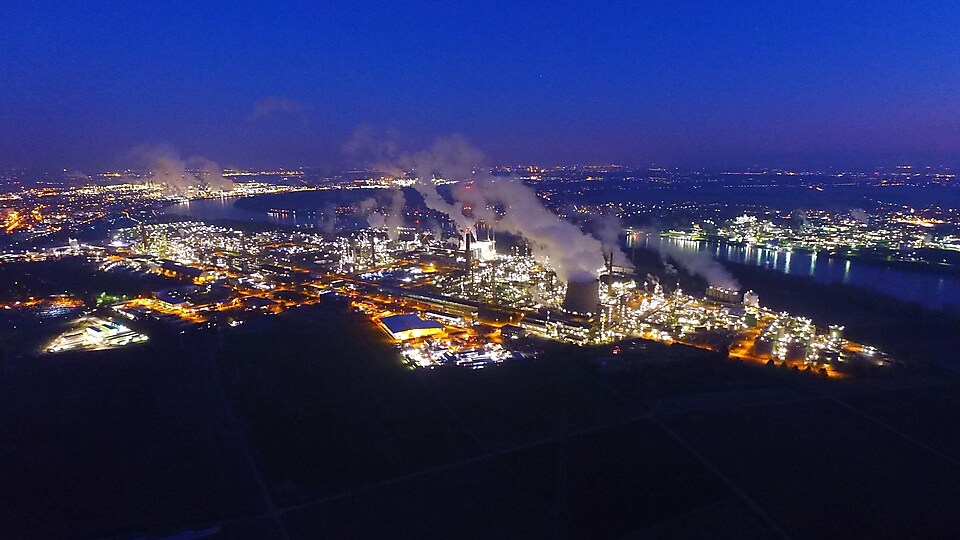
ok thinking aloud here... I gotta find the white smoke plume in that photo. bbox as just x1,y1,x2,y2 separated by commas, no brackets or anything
581,213,634,270
357,189,406,240
639,229,740,289
316,202,338,234
661,245,740,290
459,176,606,282
358,197,378,214
341,125,405,177
343,130,640,281
365,210,387,229
401,136,481,232
850,208,870,224
382,188,406,241
126,144,233,194
348,132,620,282
427,220,444,243
357,197,385,228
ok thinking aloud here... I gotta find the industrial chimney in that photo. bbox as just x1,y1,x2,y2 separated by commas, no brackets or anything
562,279,600,315
464,229,474,276
603,251,614,297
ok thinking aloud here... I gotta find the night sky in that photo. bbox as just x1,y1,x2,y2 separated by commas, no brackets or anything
2,1,958,170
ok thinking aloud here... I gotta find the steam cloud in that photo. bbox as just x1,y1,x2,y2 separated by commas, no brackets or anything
316,202,338,234
249,96,306,121
578,213,635,270
638,229,740,289
357,188,406,240
850,208,870,224
455,176,607,282
347,131,628,282
126,144,233,194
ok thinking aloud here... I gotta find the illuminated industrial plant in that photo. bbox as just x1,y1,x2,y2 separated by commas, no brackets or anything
0,164,911,375
80,213,894,375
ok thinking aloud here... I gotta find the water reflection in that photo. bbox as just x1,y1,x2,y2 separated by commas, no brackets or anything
627,231,960,309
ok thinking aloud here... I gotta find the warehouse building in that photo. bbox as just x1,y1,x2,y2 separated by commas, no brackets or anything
379,314,445,341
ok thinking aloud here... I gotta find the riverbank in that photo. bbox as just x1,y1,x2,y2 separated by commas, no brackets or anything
639,235,960,310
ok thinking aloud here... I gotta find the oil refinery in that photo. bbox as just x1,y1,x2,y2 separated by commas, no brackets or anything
95,218,894,376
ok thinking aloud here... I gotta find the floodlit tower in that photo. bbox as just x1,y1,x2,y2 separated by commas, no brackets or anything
157,230,169,258
369,233,376,266
138,223,148,250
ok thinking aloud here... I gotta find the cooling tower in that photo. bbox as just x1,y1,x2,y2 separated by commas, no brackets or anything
562,279,600,315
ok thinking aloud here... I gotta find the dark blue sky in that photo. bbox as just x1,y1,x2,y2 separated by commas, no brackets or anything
1,1,958,170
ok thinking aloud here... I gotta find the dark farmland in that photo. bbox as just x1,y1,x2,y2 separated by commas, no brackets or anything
2,262,960,537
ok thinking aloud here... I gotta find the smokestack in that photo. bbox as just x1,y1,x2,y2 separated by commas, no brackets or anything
464,229,473,276
606,251,614,297
562,279,600,315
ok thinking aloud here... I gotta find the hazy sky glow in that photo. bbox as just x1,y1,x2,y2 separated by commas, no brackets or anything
1,1,958,169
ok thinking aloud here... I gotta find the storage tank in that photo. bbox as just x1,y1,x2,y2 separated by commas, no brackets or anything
753,336,774,356
786,342,807,362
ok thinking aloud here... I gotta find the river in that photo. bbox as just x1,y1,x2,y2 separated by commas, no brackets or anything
632,233,960,310
164,197,960,310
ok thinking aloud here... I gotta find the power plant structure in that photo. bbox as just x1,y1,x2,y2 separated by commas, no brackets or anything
108,218,897,375
459,228,497,268
562,278,600,315
706,285,741,304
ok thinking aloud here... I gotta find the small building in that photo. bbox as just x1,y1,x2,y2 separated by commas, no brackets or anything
154,287,193,309
379,314,445,341
243,296,278,311
500,324,526,340
153,284,233,310
159,260,216,283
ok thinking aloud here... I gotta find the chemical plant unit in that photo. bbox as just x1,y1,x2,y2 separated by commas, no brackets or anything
88,219,894,376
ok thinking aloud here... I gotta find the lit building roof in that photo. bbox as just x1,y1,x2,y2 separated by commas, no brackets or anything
379,314,444,341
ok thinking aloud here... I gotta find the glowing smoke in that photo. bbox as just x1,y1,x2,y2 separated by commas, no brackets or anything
342,125,404,177
365,134,620,281
382,189,406,241
458,176,607,282
639,229,740,290
316,202,338,234
850,208,870,224
126,144,233,194
359,198,386,229
357,189,406,240
344,131,634,282
402,135,482,232
579,213,634,270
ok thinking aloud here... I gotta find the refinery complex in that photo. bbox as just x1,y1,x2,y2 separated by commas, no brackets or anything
0,163,920,379
7,6,960,537
4,211,891,377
